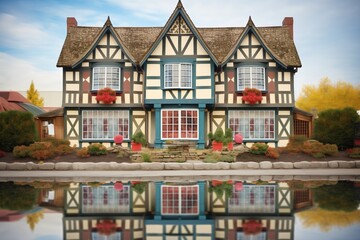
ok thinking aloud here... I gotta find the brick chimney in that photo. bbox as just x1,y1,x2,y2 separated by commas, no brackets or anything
67,17,77,32
282,17,293,40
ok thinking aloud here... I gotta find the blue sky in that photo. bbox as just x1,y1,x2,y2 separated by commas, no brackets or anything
0,0,359,98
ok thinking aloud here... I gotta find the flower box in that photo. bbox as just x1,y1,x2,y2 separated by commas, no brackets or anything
96,87,116,104
242,88,262,104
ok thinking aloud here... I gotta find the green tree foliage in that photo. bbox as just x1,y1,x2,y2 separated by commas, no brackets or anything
0,182,37,210
26,80,44,107
0,111,37,152
314,181,359,212
296,78,360,113
314,108,359,150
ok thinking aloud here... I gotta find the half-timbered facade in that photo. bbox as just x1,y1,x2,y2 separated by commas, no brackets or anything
63,181,295,239
57,1,304,148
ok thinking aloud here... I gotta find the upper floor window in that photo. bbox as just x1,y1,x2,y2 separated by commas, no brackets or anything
92,67,121,91
161,185,199,215
164,63,192,89
237,66,265,91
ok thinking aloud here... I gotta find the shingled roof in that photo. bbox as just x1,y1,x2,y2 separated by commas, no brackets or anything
57,5,301,68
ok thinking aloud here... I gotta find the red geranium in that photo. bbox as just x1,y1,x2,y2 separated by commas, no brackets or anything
242,88,262,104
96,87,116,104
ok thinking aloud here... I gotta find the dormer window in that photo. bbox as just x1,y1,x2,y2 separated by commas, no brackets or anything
237,66,265,91
92,67,121,91
164,63,192,89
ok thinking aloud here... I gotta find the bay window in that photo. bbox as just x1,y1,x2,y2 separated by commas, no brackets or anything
161,109,198,139
161,185,199,215
229,110,275,140
92,66,121,90
82,110,129,140
237,66,265,91
164,63,192,88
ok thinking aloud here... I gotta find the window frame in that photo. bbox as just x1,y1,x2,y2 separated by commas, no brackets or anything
163,63,193,89
228,110,275,141
236,65,266,91
92,66,121,91
161,109,199,140
161,185,199,216
82,110,129,141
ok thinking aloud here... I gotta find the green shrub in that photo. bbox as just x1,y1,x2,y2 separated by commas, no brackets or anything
0,111,37,152
13,145,31,158
223,128,233,145
43,137,70,147
213,128,225,143
28,142,56,160
219,155,235,162
141,152,151,162
323,144,338,156
315,108,359,150
87,143,107,155
131,131,147,146
131,182,147,194
286,135,308,152
250,143,269,155
302,140,338,158
54,144,75,155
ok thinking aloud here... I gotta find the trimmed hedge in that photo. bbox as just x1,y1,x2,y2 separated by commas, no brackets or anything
0,111,37,152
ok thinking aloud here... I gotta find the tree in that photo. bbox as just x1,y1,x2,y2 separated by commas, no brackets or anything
27,80,44,107
0,182,37,210
296,78,360,113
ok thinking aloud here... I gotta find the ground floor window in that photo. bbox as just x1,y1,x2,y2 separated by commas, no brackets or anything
82,185,130,213
82,110,129,140
229,110,275,140
161,109,198,139
228,185,276,213
161,185,199,215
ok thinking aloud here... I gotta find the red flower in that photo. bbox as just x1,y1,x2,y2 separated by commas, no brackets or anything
242,88,262,104
96,220,117,236
212,180,223,187
96,87,116,104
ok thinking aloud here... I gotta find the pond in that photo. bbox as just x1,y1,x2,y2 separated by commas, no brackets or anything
0,178,359,240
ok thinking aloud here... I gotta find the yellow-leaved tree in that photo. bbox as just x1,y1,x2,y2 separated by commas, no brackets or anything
296,78,360,113
27,80,44,107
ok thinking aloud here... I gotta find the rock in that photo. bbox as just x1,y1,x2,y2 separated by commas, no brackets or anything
259,161,272,169
328,161,339,168
338,161,356,168
165,163,194,170
193,163,218,170
309,162,328,168
26,162,39,170
73,162,96,170
273,162,293,169
355,161,360,168
38,163,55,170
247,162,259,169
7,163,26,170
55,162,73,170
95,162,112,170
230,162,248,169
118,163,141,170
294,161,311,169
0,162,7,170
140,162,164,170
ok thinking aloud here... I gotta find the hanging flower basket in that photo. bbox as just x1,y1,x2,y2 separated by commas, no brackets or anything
96,87,116,104
242,220,263,235
96,220,117,236
242,88,262,104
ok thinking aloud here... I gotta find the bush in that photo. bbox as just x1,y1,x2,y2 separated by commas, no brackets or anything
302,140,338,158
250,143,269,155
131,131,147,146
286,135,308,152
76,147,90,158
54,144,75,155
87,143,107,156
43,137,70,147
141,152,151,162
315,108,359,150
266,147,279,159
27,142,56,160
346,148,360,159
13,145,31,158
323,144,338,156
0,111,37,152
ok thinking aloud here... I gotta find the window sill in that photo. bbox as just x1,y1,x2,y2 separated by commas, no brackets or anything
236,90,267,96
90,90,123,96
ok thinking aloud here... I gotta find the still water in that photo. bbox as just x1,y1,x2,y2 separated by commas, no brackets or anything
0,179,359,240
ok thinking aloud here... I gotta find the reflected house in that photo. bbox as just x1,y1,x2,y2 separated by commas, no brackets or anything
63,181,297,239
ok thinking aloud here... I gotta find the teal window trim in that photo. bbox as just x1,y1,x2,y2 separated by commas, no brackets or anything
235,63,267,92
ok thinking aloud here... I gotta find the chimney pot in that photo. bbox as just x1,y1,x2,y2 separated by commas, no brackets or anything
67,17,78,32
282,17,294,40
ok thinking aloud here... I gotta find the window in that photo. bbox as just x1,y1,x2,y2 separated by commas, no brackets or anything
161,185,199,215
229,110,275,140
237,66,265,91
228,185,276,213
93,67,121,90
161,109,198,139
82,110,129,140
237,232,266,240
164,63,192,88
92,232,121,240
82,185,130,213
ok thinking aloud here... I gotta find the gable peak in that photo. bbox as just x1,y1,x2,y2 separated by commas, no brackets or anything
104,16,112,27
177,0,183,9
246,16,255,27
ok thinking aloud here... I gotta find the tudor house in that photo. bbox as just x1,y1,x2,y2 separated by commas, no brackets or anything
63,180,296,239
57,1,309,149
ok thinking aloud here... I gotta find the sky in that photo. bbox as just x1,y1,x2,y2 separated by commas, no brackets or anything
0,0,359,99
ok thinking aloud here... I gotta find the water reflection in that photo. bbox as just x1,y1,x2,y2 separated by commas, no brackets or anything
0,180,359,240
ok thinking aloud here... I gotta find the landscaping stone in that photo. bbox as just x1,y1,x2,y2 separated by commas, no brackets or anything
260,175,273,181
294,161,311,169
7,163,26,170
73,162,96,170
247,162,259,169
38,163,55,170
118,163,141,170
309,162,328,168
355,161,360,168
55,162,73,170
338,161,356,168
95,162,113,170
230,162,248,169
273,162,293,169
0,162,7,170
165,163,194,170
259,161,272,169
328,161,339,168
26,162,39,170
194,163,219,170
141,163,164,170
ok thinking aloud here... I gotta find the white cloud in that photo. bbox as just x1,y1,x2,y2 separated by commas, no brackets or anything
0,52,62,91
